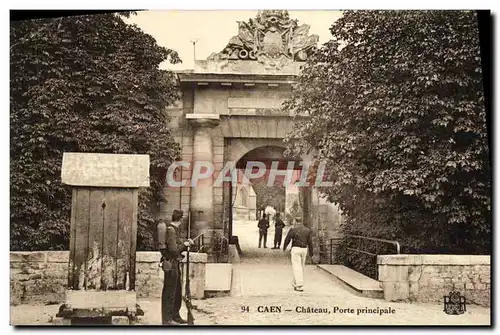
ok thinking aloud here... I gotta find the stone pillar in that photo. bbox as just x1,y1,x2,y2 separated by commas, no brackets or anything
285,184,300,225
186,114,220,241
181,252,208,299
310,187,322,261
300,186,312,227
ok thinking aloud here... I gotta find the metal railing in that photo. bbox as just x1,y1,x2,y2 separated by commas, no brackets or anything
321,234,401,280
342,234,400,255
191,233,205,253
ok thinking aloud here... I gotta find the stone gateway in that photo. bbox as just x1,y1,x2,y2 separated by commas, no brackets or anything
162,10,342,261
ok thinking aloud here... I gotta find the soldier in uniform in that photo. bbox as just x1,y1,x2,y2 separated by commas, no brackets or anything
257,213,270,248
157,210,193,325
272,213,285,249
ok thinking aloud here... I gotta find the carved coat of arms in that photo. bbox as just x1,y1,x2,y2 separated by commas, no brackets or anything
262,28,284,57
208,10,319,69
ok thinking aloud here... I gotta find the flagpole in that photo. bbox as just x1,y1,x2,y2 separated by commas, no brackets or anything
190,38,199,67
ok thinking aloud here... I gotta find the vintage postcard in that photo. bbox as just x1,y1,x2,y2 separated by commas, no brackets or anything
9,9,491,326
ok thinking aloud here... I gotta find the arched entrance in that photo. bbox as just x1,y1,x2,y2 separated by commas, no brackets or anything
162,10,343,263
224,144,313,256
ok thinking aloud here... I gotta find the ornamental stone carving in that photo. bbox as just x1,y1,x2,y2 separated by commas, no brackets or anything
207,10,319,69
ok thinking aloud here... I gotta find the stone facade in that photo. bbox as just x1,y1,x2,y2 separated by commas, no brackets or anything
233,181,257,221
377,255,490,307
10,251,207,305
160,11,343,258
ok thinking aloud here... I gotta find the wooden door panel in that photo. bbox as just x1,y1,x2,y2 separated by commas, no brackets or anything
71,188,90,290
101,189,119,290
68,187,138,291
116,190,133,290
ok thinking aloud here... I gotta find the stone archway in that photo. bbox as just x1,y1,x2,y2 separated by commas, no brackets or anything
223,142,312,253
161,10,344,260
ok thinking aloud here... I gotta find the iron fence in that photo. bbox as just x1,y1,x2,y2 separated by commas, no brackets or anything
320,234,401,280
191,233,205,253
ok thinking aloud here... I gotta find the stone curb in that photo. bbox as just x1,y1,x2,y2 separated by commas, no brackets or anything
377,254,490,265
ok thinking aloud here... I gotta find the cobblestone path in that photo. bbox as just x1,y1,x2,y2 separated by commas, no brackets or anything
134,260,491,326
10,220,491,326
134,261,490,326
137,220,491,326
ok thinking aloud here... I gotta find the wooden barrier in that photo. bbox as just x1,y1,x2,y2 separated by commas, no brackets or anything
56,153,149,325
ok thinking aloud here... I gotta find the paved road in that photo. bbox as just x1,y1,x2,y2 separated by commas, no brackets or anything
11,293,491,326
135,261,490,325
233,219,292,264
10,220,491,326
139,220,491,326
231,220,346,296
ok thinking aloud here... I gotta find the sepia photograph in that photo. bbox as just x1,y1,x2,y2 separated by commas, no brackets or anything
9,8,492,326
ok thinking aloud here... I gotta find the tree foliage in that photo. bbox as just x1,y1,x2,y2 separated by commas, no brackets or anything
10,13,181,251
252,180,286,211
285,10,491,263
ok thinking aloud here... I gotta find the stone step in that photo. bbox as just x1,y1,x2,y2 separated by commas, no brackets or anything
317,264,383,299
204,263,233,297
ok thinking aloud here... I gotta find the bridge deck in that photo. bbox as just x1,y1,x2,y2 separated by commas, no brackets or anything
317,264,382,295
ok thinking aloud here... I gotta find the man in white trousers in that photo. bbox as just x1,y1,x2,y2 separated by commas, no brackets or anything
283,217,313,291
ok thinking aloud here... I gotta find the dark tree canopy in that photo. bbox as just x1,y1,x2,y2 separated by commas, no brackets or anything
251,179,286,212
285,10,491,269
10,13,181,251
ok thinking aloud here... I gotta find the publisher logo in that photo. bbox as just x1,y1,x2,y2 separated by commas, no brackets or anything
443,290,467,315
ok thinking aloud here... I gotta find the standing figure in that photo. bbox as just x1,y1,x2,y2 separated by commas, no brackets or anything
157,210,193,325
272,213,285,249
283,216,313,291
257,213,270,248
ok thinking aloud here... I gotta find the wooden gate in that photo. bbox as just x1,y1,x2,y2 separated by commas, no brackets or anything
68,187,138,291
58,153,149,322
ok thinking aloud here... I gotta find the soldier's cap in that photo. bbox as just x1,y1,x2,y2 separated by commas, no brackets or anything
173,210,184,216
295,216,303,223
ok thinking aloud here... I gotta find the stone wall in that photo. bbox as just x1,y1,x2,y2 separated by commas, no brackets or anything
378,255,490,307
135,252,163,300
10,251,68,306
11,251,207,306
